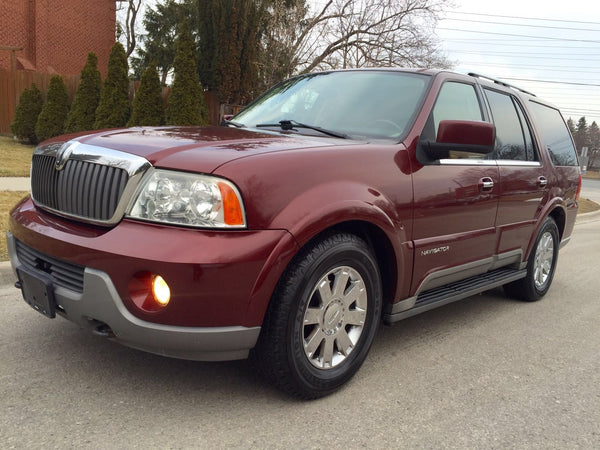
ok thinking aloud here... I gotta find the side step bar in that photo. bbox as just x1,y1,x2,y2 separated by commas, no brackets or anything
384,268,527,324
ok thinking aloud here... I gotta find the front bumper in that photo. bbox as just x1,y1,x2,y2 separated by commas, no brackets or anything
8,232,260,361
7,198,299,361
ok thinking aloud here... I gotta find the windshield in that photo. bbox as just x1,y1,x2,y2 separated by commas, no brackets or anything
233,71,430,141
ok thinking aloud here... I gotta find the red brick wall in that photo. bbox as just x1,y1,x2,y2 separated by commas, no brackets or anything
0,0,116,78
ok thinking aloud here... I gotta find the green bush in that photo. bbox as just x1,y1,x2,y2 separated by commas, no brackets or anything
128,63,164,126
11,83,44,144
166,20,209,126
35,75,69,142
64,52,102,133
94,42,130,129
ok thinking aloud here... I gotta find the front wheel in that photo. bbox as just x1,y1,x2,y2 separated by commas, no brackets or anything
254,233,382,398
504,217,559,301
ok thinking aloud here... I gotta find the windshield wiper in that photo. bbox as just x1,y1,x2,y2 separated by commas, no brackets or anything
221,119,246,128
255,120,348,139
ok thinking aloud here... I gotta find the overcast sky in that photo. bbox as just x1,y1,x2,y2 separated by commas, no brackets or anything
436,0,600,126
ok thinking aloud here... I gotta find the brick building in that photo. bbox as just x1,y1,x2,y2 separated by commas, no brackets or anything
0,0,117,77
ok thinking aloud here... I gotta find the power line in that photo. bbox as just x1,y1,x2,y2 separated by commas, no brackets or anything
500,77,600,87
456,63,600,75
450,50,600,57
445,11,600,26
443,17,600,32
445,40,600,49
438,28,600,43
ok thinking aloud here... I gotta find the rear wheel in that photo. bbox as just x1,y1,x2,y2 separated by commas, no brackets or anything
254,233,382,398
504,217,559,301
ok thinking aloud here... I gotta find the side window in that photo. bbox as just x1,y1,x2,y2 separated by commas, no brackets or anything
425,82,484,160
484,89,528,161
515,103,536,161
528,102,578,166
432,82,483,134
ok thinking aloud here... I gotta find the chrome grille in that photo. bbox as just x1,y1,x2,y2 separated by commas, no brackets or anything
31,154,128,221
30,140,151,226
16,239,85,293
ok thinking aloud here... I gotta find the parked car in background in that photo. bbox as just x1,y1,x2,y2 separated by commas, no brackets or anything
8,69,580,398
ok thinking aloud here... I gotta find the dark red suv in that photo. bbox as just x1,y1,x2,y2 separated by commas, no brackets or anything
8,69,581,398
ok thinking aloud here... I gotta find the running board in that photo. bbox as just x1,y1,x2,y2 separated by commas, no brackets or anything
384,268,527,324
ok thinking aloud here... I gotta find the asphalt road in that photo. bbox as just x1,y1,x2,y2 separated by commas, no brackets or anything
1,224,599,448
582,177,600,203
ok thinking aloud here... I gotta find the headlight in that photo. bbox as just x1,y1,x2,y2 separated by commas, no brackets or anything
127,169,246,228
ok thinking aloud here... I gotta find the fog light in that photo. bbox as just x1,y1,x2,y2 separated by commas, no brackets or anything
128,272,171,312
152,275,171,306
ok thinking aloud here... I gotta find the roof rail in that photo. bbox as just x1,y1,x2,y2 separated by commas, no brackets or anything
468,72,537,97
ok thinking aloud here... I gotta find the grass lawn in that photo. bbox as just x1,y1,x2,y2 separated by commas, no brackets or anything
1,191,29,261
0,136,34,177
579,197,600,214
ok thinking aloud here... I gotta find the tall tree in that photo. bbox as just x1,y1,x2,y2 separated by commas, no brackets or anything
166,20,209,125
116,0,143,58
94,43,131,129
128,63,164,126
11,83,43,144
574,116,589,153
566,117,576,136
64,52,102,133
262,0,448,78
198,0,263,104
260,0,309,90
131,0,197,84
588,121,600,169
35,75,69,142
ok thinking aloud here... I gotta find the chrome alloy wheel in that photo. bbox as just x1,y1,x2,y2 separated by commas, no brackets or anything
302,266,368,369
533,231,554,290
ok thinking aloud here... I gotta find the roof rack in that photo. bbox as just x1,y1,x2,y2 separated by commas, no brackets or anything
468,72,537,97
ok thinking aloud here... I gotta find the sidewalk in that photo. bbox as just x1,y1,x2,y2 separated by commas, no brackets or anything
0,177,29,191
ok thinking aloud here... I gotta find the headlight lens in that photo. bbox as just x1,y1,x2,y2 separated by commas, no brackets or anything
127,170,246,228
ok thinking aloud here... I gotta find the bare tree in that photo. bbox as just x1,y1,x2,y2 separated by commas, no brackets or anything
263,0,449,86
117,0,143,58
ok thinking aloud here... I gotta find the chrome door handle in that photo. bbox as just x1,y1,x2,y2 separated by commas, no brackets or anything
537,176,548,188
479,177,494,192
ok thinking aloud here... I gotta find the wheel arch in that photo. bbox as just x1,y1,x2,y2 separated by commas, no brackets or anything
299,220,400,309
548,205,566,241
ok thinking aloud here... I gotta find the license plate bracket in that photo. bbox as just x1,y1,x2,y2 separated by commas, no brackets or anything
16,267,56,318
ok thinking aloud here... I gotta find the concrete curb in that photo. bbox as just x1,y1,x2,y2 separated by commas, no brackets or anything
576,209,600,224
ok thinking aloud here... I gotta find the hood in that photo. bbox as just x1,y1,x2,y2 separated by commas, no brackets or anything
62,126,351,173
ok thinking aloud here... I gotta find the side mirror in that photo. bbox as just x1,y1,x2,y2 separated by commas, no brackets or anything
423,120,495,160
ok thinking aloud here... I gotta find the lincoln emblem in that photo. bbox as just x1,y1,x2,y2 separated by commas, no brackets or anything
55,142,78,171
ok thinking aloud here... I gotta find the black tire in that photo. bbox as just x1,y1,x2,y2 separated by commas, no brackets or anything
253,233,382,399
504,217,559,302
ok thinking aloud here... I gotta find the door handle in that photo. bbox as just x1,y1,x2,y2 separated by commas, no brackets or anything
479,177,494,192
537,176,548,188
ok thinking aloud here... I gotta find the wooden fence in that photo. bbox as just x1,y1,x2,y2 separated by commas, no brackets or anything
0,68,80,134
1,68,229,135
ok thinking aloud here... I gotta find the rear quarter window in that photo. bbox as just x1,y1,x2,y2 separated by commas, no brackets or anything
528,101,578,166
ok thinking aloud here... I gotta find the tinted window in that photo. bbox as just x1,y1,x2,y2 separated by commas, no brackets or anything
423,82,485,160
432,82,483,134
515,102,536,161
485,89,527,161
528,101,578,166
234,71,430,140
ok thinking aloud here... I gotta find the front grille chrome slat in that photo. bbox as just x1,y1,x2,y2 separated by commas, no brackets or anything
30,141,151,226
33,154,127,222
